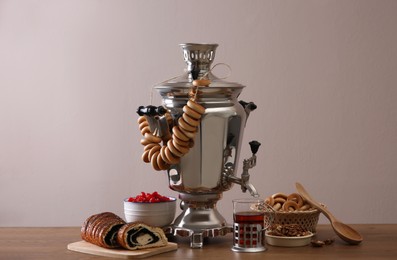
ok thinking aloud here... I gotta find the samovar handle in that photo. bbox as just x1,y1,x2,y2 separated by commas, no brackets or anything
239,101,257,124
137,105,167,116
239,100,257,114
136,105,172,140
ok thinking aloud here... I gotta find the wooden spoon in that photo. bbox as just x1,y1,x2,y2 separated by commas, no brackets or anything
296,182,363,245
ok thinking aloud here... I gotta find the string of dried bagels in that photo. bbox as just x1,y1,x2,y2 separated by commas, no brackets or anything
137,79,209,171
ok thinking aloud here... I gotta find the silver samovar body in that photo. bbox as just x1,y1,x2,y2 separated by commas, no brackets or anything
143,43,260,248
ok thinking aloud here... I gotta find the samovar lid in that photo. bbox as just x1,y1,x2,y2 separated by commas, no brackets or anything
155,43,245,90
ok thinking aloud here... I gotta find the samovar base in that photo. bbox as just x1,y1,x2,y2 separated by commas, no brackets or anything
168,193,233,248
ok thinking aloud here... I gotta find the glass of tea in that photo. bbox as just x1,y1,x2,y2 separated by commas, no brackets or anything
232,198,266,252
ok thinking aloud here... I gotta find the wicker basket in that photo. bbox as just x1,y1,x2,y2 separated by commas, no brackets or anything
273,209,320,233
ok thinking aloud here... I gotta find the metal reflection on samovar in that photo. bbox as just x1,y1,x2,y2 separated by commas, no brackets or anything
137,43,261,248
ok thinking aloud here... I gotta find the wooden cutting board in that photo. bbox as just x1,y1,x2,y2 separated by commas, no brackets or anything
67,241,178,259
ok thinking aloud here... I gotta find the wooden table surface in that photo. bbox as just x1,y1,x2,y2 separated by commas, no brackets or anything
1,224,396,259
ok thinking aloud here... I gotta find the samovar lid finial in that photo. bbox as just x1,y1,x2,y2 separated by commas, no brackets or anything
179,43,218,80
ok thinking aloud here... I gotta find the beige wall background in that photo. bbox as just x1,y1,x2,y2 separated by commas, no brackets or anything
1,0,396,226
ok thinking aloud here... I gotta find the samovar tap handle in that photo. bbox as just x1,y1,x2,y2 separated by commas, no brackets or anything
249,140,261,155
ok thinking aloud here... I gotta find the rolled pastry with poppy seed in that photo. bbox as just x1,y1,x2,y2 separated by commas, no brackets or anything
117,222,168,250
81,212,126,249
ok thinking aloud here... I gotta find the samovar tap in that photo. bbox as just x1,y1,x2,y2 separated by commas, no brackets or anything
222,141,261,197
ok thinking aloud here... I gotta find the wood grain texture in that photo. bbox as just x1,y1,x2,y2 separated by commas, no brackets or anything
0,225,396,259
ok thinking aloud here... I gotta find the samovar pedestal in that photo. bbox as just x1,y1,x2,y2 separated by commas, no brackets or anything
169,193,233,248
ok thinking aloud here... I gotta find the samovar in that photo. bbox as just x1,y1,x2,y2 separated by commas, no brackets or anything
137,43,260,248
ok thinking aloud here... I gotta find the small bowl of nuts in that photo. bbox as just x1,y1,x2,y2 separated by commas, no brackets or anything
266,224,314,247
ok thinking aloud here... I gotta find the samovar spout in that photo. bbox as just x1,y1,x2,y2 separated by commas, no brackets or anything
245,183,259,197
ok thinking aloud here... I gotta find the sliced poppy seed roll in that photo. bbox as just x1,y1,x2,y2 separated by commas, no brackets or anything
117,222,168,250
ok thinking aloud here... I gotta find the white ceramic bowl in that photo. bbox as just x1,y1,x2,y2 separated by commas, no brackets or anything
123,197,176,227
266,231,314,247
